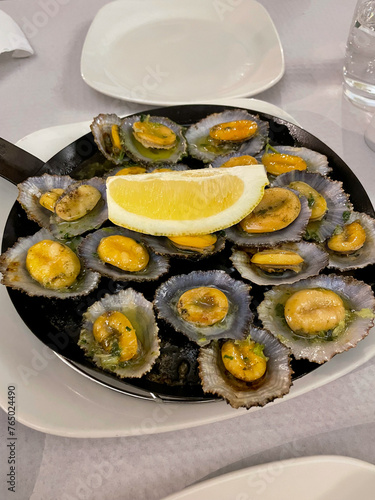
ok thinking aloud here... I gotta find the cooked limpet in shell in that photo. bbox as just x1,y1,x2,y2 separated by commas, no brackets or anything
78,227,170,282
230,241,329,286
239,187,301,233
211,152,259,169
185,109,269,163
17,174,75,229
258,145,331,177
78,288,160,378
198,326,293,409
147,163,190,173
272,171,352,243
258,274,375,364
327,211,375,270
142,232,226,260
119,114,187,166
154,270,252,346
0,228,100,298
105,165,147,177
225,187,311,247
91,113,187,166
91,113,128,165
49,177,108,239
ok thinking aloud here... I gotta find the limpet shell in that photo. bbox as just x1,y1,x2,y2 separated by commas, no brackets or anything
142,232,226,260
78,226,170,281
198,326,293,409
272,171,352,243
49,177,108,239
327,211,375,270
185,109,269,163
0,228,100,299
154,270,252,346
258,145,331,176
225,189,311,247
119,115,187,166
230,241,329,286
91,113,130,165
257,274,375,364
78,288,160,378
17,173,74,229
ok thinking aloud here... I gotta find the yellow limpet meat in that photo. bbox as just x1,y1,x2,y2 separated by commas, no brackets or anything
132,120,177,149
93,311,138,362
262,153,307,176
327,220,366,253
115,166,147,176
55,184,102,222
284,288,346,335
26,239,81,289
168,234,217,251
289,181,327,221
220,155,258,168
111,124,122,151
97,235,149,272
177,287,229,326
251,250,304,272
239,187,301,234
39,188,64,212
209,120,258,142
151,168,174,172
221,338,267,382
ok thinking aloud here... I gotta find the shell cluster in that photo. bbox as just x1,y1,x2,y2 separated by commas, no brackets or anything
1,108,375,408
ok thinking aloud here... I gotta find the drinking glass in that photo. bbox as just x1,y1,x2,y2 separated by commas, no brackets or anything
343,0,375,109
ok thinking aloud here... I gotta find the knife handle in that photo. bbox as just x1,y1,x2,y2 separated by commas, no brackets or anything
0,137,45,185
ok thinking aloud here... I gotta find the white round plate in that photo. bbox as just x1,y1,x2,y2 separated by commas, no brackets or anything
1,99,374,437
80,0,284,105
160,456,375,500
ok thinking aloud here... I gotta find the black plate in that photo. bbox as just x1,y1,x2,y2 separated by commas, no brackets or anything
2,104,375,403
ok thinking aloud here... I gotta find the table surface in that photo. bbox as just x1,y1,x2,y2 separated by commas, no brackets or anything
1,1,375,499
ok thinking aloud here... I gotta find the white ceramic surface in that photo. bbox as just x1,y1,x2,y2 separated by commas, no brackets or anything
80,0,284,105
160,456,375,500
1,98,374,438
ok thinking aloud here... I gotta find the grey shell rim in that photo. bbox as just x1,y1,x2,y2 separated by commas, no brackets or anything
230,241,329,286
17,173,75,229
198,326,293,409
78,226,170,281
78,288,160,379
185,109,269,163
153,270,253,347
225,189,312,247
141,232,226,260
119,115,188,166
0,227,101,299
257,274,375,364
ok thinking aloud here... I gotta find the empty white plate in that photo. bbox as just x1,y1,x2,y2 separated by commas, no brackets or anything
81,0,284,105
161,456,375,500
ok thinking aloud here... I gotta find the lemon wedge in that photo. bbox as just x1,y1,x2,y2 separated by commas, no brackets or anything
106,165,269,236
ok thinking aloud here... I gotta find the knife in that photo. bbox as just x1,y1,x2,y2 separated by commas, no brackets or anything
0,137,45,185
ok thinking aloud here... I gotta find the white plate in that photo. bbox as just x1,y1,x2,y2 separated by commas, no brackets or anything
160,456,375,500
1,98,374,438
81,0,284,105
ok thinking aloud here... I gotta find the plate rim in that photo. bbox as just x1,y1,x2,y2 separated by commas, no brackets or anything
80,0,285,105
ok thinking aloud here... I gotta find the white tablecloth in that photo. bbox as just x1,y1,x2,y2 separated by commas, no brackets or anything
0,1,374,499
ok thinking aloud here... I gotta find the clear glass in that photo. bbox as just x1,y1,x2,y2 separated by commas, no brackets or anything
343,0,375,109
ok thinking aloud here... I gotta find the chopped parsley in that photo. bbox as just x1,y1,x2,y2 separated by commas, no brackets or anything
342,211,351,223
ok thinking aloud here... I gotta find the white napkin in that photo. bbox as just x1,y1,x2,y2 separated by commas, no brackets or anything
0,10,34,58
